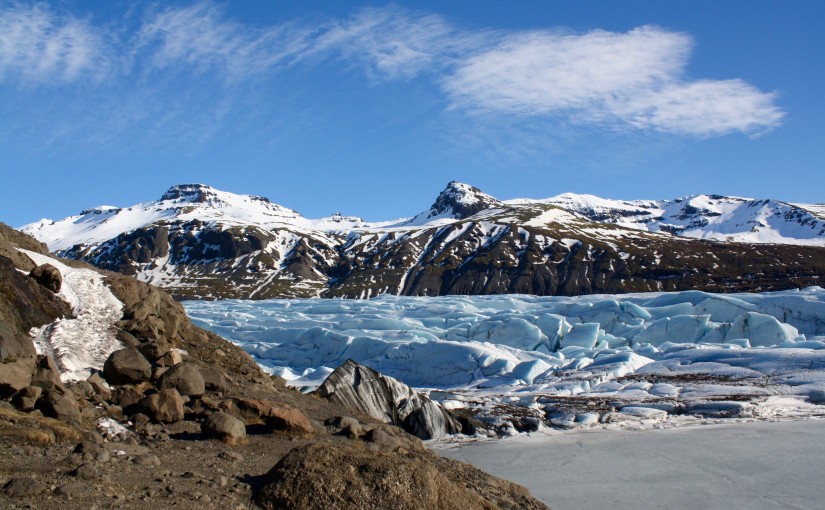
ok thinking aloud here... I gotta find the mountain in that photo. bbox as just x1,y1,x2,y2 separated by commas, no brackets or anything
19,183,825,299
508,193,825,245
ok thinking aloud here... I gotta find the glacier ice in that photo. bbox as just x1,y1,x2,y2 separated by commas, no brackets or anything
185,287,825,422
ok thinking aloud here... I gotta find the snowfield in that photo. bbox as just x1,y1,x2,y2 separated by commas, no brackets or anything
23,250,124,382
185,288,825,429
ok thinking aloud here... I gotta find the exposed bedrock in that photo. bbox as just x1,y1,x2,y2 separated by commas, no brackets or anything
315,359,462,439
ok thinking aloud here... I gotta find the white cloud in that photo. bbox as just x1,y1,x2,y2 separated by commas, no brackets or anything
134,3,316,80
307,6,477,80
0,3,110,83
442,26,783,136
134,4,471,82
0,3,784,137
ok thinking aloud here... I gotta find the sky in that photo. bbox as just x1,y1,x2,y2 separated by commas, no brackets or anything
1,0,823,227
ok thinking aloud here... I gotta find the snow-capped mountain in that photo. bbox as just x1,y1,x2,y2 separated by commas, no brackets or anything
19,183,825,299
508,193,825,246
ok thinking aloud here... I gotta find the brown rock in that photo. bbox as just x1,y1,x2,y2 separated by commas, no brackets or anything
255,442,548,510
201,411,246,445
36,389,80,422
265,405,314,435
157,362,205,397
138,337,170,361
3,477,48,497
156,349,183,367
11,385,42,412
141,388,185,423
30,354,65,391
102,348,151,385
0,321,36,361
29,263,62,293
0,356,36,398
87,372,111,400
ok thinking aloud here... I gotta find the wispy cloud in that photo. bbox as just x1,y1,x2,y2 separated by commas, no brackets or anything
0,2,784,138
443,26,783,136
0,3,111,83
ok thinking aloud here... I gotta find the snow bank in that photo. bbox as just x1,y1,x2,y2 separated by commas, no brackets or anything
23,250,124,382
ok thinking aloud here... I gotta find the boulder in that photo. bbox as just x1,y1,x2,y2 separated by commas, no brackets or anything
315,360,461,439
201,411,246,445
265,405,314,435
11,385,42,411
30,354,64,391
86,372,111,401
197,364,227,392
156,349,183,367
36,389,80,422
157,362,205,397
255,442,547,510
0,357,36,398
29,263,62,293
141,388,184,423
220,397,313,435
137,337,170,361
102,348,151,385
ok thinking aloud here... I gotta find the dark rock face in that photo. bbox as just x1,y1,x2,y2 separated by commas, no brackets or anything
255,441,548,510
29,264,62,293
102,348,152,385
423,181,504,221
56,206,825,301
0,322,36,362
315,360,461,440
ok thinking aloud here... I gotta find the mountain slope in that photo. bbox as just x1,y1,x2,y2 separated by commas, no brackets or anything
508,193,825,246
19,183,825,300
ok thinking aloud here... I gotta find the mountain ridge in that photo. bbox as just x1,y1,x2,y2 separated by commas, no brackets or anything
18,182,825,300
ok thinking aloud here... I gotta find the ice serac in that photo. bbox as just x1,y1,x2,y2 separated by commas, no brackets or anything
315,359,462,439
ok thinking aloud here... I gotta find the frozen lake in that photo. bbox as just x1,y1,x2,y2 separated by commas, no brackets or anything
437,419,825,510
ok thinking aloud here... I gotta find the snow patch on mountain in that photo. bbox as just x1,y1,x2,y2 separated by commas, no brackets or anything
21,182,825,254
508,193,825,245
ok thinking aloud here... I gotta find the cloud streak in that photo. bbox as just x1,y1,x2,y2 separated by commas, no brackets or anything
0,2,784,137
444,26,783,136
0,3,111,83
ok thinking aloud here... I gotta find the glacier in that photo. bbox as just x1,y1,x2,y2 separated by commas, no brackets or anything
185,288,825,428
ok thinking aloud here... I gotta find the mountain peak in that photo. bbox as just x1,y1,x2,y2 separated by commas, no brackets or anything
426,181,502,220
160,184,219,203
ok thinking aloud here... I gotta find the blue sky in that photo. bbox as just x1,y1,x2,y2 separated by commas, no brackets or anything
1,0,823,227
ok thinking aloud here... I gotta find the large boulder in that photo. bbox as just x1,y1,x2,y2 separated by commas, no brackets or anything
157,362,205,397
255,442,548,510
0,357,36,398
29,264,62,293
201,411,246,445
315,360,461,439
141,388,185,423
30,354,65,391
102,348,151,385
36,389,80,422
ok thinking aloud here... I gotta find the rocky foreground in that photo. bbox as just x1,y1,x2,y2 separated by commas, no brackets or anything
0,223,547,510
